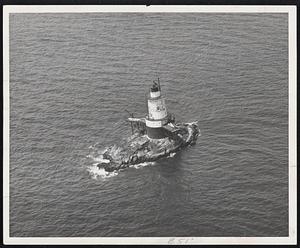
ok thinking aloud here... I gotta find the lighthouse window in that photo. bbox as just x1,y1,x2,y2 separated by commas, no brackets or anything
157,106,160,111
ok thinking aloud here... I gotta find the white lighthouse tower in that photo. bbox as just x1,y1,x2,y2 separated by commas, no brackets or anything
145,79,169,139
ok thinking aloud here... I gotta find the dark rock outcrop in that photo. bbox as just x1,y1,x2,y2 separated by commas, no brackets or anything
97,122,200,172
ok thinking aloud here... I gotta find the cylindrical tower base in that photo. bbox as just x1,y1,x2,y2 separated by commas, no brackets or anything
146,126,168,139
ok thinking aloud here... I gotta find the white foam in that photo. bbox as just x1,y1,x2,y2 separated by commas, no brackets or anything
130,161,156,169
87,165,118,179
169,152,176,157
97,147,108,154
186,121,198,125
93,156,110,164
87,153,110,164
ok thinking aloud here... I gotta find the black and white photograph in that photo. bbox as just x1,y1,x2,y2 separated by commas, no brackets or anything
3,5,297,245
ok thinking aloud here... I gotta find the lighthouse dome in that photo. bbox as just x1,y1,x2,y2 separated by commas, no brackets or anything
150,81,161,98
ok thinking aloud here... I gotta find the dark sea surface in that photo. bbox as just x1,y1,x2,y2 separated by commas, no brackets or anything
9,13,288,237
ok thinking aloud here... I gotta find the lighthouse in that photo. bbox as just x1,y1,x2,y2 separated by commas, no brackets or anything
98,79,200,172
145,79,169,139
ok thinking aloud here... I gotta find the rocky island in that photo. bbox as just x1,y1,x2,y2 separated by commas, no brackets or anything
96,79,200,172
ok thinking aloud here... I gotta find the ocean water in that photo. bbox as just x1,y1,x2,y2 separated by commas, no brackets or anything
9,13,288,237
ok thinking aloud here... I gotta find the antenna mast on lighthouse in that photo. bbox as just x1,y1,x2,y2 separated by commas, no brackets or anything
157,77,161,91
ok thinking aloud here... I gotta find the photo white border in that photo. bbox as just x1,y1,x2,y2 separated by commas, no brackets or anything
3,5,297,245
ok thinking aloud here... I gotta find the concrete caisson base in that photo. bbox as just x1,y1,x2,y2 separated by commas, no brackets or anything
146,126,169,139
